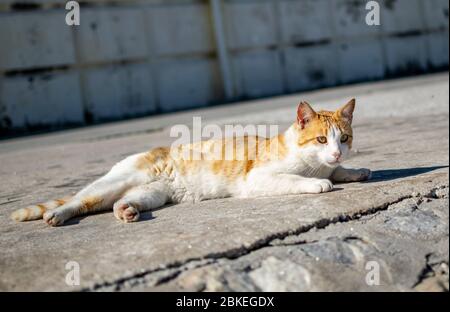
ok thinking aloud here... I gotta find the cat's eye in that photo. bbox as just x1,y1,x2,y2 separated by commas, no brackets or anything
340,134,349,143
317,136,327,144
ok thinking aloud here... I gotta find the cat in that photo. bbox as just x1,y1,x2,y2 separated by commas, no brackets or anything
11,99,371,226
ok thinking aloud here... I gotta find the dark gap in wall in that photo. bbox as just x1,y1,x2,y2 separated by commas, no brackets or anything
84,110,94,125
1,117,12,130
76,0,150,8
427,62,450,73
10,2,41,11
77,1,98,8
293,39,331,48
390,30,424,38
48,3,66,9
157,51,217,61
3,59,158,78
307,69,326,83
4,65,70,77
385,62,427,78
383,0,397,11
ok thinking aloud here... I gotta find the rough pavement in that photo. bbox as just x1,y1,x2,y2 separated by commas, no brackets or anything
0,73,448,291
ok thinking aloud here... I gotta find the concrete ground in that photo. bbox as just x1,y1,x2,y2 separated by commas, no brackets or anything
0,73,448,292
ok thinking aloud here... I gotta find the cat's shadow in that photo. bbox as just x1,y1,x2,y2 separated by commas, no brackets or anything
63,203,178,226
364,165,448,183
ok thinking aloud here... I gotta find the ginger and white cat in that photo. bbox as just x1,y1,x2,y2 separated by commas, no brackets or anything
11,99,371,226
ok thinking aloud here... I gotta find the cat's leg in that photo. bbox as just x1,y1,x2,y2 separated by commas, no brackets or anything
11,195,72,222
43,154,148,226
331,166,372,183
244,173,334,197
113,181,170,223
43,176,135,226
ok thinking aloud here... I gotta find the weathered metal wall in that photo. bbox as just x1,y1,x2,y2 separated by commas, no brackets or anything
0,0,448,132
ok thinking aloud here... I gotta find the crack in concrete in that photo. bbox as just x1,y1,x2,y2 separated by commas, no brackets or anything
82,184,448,291
413,253,449,291
414,253,436,288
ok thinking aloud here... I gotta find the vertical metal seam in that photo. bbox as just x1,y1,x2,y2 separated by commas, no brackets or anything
210,0,234,100
142,4,162,113
272,0,288,94
71,9,90,124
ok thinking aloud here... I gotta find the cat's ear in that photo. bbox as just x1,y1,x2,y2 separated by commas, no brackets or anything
336,98,355,124
297,101,316,129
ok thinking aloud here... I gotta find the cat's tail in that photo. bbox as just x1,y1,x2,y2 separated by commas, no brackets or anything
11,196,72,222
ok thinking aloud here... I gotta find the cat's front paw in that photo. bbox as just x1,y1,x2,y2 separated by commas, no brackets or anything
43,210,66,226
305,179,334,194
113,202,140,223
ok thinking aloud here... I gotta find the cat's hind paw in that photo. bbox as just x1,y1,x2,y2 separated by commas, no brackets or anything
113,202,140,223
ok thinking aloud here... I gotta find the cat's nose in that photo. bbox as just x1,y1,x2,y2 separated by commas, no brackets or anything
332,151,341,160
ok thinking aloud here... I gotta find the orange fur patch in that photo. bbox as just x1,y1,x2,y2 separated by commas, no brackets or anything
37,204,46,214
81,196,103,213
55,199,66,206
208,134,288,180
136,147,172,176
296,110,353,149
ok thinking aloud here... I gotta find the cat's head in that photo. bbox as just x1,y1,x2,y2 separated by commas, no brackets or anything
293,99,355,168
